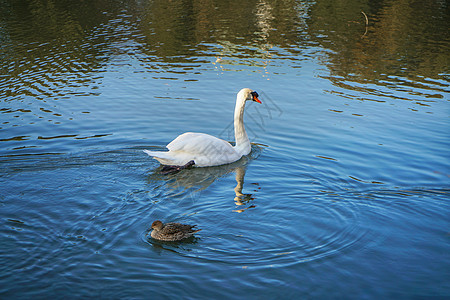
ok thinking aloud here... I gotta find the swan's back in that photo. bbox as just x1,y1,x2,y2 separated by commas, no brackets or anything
167,132,240,167
168,132,231,153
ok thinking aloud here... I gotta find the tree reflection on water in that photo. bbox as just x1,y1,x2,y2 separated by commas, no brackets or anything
1,0,447,102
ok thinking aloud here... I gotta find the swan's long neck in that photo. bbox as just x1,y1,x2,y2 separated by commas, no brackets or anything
234,94,251,156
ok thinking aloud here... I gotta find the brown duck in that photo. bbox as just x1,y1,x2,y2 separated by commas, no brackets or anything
150,220,201,241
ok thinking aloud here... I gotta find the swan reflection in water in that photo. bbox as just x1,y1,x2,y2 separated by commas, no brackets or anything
232,166,257,213
144,147,262,252
147,147,262,212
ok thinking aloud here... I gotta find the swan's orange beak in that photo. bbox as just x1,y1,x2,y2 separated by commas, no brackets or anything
253,95,262,103
250,91,261,103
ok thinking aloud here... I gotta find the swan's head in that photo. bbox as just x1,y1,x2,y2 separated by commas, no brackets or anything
151,220,164,231
239,88,262,104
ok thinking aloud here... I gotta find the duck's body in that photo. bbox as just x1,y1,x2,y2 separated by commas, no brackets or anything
150,220,201,241
144,88,261,168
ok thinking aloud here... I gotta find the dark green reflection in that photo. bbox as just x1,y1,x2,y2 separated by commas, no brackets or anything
1,0,448,103
308,0,449,85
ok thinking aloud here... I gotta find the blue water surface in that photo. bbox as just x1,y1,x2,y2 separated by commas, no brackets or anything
1,0,449,298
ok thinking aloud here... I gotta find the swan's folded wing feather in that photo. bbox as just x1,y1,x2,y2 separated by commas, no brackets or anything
167,132,235,156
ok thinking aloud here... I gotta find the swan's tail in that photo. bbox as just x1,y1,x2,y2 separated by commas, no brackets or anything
143,150,175,165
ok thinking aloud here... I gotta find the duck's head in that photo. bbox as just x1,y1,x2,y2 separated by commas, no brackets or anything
151,220,164,231
239,88,262,104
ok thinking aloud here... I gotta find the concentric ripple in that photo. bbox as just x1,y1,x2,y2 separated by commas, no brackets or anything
141,165,375,269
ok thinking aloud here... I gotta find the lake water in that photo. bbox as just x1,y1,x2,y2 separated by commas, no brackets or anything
1,0,449,298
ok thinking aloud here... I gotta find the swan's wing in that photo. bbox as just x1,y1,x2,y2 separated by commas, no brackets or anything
167,132,236,156
144,132,241,167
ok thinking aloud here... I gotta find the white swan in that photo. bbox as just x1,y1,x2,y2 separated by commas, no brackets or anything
144,88,261,169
